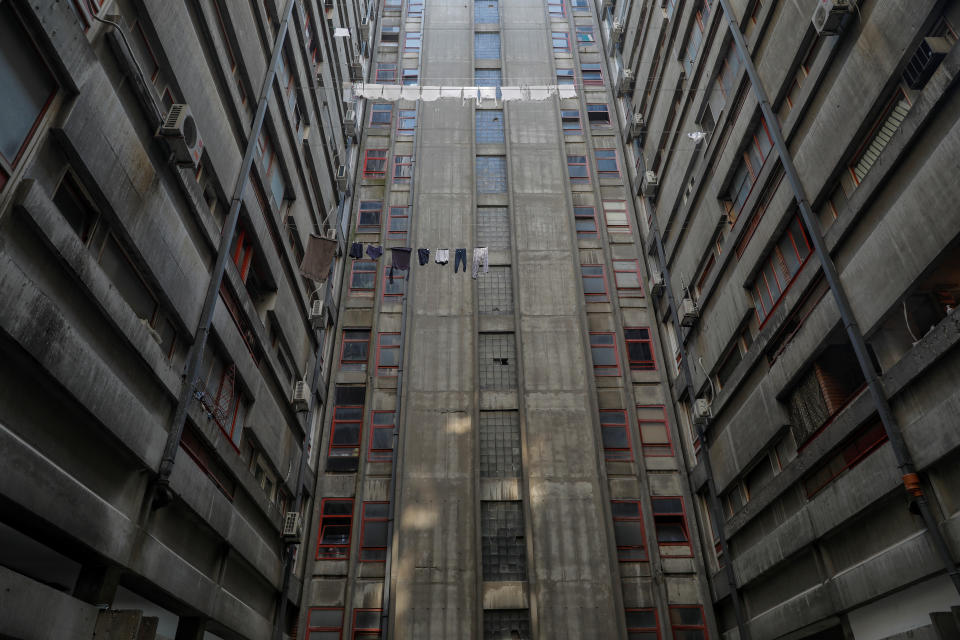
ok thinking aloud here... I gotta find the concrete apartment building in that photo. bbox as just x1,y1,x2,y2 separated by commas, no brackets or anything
3,0,960,639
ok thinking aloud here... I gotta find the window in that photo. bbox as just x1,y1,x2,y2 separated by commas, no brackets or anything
328,387,365,472
572,0,588,11
582,63,603,85
590,332,620,376
306,608,344,640
393,155,413,182
717,43,743,100
316,498,353,559
847,89,912,189
547,0,565,18
397,109,417,134
131,20,159,83
480,411,521,478
788,343,865,446
596,149,620,178
352,609,382,639
359,502,389,561
476,156,507,193
368,410,395,461
601,410,631,461
602,200,630,233
364,149,388,178
587,103,611,127
230,226,254,282
716,328,752,389
567,155,590,183
576,25,595,44
581,264,609,302
484,610,531,640
477,207,511,249
804,421,887,498
381,26,400,45
402,68,419,85
382,267,407,298
197,349,249,448
638,405,672,457
726,118,774,216
552,31,570,53
180,423,236,499
475,0,499,24
780,39,819,120
625,329,656,370
256,131,287,208
612,500,647,561
574,206,597,237
475,68,502,91
370,103,392,126
388,206,409,239
350,260,377,293
481,501,527,580
479,333,517,389
340,329,370,370
751,216,811,324
626,608,659,640
475,32,501,59
476,110,505,144
652,497,691,555
212,0,248,106
409,0,424,16
611,260,642,296
682,0,711,76
478,266,514,314
669,606,707,640
557,68,575,84
376,63,397,82
358,201,383,230
404,31,422,51
561,109,582,134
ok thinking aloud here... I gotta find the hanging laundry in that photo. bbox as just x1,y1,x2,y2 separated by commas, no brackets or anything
389,247,413,284
300,234,338,282
366,245,383,260
349,242,363,259
472,247,489,279
418,248,431,265
435,248,449,265
454,248,468,273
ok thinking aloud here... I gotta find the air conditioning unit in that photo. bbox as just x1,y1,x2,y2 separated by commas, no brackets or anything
349,57,364,82
282,511,303,542
680,296,699,327
812,0,853,36
651,271,665,297
157,104,204,169
612,19,625,42
325,228,337,241
343,109,357,137
642,170,659,197
360,17,370,40
693,398,712,427
617,68,635,96
335,164,348,192
292,380,309,412
309,298,325,330
629,112,646,139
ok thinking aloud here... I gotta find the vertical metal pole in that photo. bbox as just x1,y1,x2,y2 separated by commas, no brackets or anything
714,0,960,595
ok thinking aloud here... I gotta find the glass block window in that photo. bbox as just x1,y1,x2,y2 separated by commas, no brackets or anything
481,501,527,580
477,207,511,249
484,610,531,640
480,411,521,478
476,110,505,144
479,333,516,389
475,68,503,99
475,0,499,24
477,156,507,194
475,32,501,59
478,266,513,314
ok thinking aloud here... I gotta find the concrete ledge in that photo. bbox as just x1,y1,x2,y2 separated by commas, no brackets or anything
0,565,98,640
482,581,529,609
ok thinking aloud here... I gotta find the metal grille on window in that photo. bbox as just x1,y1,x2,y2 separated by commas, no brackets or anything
475,32,501,59
476,156,507,194
477,207,511,249
483,609,531,640
479,333,517,389
476,110,505,144
479,267,513,314
480,411,521,478
481,502,527,581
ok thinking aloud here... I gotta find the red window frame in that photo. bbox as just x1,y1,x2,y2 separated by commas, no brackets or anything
328,404,363,464
552,31,570,52
404,31,422,51
231,227,254,281
601,409,632,461
587,103,611,127
352,609,382,638
339,329,371,369
387,206,409,239
397,109,417,134
370,103,392,126
567,155,590,183
752,216,812,326
574,206,597,237
613,259,643,296
133,21,160,83
625,328,656,371
349,260,377,293
306,607,344,639
637,405,673,457
848,88,911,187
581,264,609,302
376,332,401,376
364,149,388,178
382,267,406,299
375,63,397,83
668,605,708,639
547,0,566,17
561,109,582,134
603,200,631,233
393,155,413,182
402,69,418,85
557,68,575,84
626,608,660,639
359,501,389,562
582,63,604,85
316,498,354,559
595,148,620,178
590,332,621,376
804,421,888,498
576,25,595,44
368,410,396,461
357,201,383,230
652,497,692,556
612,500,648,562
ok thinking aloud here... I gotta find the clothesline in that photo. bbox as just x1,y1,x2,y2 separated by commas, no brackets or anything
349,243,491,278
346,82,578,104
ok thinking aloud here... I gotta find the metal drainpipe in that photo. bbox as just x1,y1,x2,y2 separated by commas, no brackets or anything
714,0,960,595
153,0,298,507
645,221,752,638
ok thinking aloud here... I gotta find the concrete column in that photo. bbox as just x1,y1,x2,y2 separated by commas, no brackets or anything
73,564,122,607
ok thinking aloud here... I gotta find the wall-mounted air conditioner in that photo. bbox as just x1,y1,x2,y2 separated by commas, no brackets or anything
650,272,665,297
359,17,370,40
282,512,303,542
812,0,854,36
630,112,646,139
693,398,712,427
617,68,635,96
612,19,625,43
642,170,659,197
349,57,364,82
309,298,325,330
680,296,699,327
335,164,348,192
292,380,309,412
343,109,357,137
157,104,204,169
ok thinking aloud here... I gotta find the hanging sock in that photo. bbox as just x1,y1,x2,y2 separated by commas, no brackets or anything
418,248,431,265
366,244,383,260
435,248,449,265
389,247,413,284
472,247,489,279
349,242,363,259
454,248,468,273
